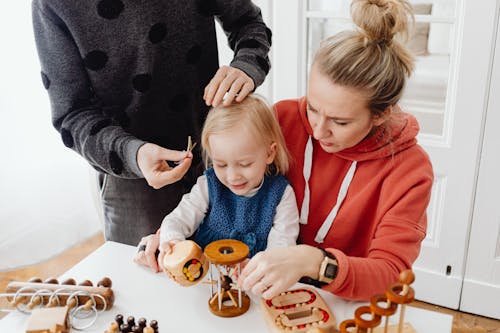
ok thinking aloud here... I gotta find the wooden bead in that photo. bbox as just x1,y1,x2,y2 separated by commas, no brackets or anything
127,315,135,327
98,277,112,288
60,278,77,285
399,270,415,285
78,279,93,286
28,277,43,283
44,277,59,284
143,327,154,333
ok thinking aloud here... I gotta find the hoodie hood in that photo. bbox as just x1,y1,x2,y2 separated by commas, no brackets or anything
297,97,419,162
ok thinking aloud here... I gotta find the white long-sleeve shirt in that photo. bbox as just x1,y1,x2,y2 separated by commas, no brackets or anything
160,175,299,249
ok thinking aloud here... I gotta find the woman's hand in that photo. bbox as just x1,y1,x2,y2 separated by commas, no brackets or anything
137,143,193,189
238,245,324,299
133,233,161,273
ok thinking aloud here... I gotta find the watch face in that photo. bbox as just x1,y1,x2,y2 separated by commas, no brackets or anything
325,263,337,279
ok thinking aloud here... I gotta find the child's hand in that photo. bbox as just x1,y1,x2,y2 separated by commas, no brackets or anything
158,239,182,277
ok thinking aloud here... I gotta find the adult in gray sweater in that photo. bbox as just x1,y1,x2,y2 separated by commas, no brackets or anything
32,0,272,245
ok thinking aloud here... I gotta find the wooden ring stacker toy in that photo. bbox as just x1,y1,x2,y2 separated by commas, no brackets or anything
204,239,250,317
339,270,417,333
162,240,209,286
260,287,336,333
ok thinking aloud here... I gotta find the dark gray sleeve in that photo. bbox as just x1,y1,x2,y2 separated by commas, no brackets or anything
32,2,145,178
215,0,272,87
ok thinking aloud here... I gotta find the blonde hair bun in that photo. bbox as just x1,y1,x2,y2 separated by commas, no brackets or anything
351,0,414,45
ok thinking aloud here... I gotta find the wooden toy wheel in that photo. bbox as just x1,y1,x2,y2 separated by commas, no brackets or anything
204,239,249,265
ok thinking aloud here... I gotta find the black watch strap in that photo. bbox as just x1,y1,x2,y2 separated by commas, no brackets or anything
299,248,337,288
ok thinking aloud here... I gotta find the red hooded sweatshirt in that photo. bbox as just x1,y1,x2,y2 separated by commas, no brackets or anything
275,97,434,301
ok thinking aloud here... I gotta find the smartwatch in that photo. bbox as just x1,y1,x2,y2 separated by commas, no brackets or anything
318,248,338,284
299,248,338,287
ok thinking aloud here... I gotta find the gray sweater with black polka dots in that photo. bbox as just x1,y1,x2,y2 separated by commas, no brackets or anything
32,0,271,180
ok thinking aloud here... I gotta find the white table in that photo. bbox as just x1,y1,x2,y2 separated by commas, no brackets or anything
0,241,453,332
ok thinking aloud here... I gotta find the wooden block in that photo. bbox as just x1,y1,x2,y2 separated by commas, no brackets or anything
373,322,417,333
260,287,336,333
25,306,70,333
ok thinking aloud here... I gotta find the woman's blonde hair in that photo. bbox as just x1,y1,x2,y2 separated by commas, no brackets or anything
313,0,415,116
201,95,289,175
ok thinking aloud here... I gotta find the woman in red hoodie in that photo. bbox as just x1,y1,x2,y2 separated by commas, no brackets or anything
238,0,433,301
135,0,433,301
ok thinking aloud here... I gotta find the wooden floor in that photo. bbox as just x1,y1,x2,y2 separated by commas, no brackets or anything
1,232,499,332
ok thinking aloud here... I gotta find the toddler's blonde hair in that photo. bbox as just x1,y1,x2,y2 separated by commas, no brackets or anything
201,95,289,175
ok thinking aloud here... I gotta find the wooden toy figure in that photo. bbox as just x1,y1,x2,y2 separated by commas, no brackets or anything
338,270,417,333
162,240,208,286
260,287,336,333
203,239,251,317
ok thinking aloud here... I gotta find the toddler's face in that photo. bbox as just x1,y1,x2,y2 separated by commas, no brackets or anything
208,124,276,196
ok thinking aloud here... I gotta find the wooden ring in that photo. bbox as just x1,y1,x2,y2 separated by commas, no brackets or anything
204,239,249,265
354,305,381,329
339,319,357,332
385,282,415,304
370,294,397,316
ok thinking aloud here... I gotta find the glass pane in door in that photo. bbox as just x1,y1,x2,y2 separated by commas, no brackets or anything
306,0,457,137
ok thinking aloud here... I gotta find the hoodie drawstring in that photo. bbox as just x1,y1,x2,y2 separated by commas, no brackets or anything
299,136,357,243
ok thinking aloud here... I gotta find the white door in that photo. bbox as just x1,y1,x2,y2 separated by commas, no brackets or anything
459,10,500,319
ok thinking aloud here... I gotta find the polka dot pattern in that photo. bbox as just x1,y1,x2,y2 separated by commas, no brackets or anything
84,50,108,71
97,0,124,19
41,71,50,89
90,119,112,135
196,0,218,16
148,23,167,44
109,151,123,174
132,74,152,93
169,93,188,112
186,44,202,64
61,128,74,148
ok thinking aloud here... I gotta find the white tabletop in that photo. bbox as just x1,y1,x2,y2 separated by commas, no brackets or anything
0,241,452,332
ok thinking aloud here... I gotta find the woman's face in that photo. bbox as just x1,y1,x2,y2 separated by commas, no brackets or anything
306,64,386,153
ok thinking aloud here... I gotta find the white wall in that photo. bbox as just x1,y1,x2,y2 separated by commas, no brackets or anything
0,2,101,271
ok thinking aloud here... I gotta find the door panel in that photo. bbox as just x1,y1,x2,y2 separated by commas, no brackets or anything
460,5,500,318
